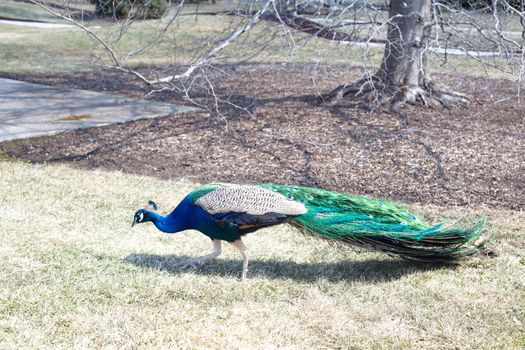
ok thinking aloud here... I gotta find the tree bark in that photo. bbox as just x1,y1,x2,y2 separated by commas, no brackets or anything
378,0,431,86
329,0,469,109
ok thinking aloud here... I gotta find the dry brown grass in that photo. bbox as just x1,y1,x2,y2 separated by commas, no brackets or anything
0,161,523,349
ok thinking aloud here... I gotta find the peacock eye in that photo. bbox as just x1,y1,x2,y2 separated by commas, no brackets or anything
138,213,144,221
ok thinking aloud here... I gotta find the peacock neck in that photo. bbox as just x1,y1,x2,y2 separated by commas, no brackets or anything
148,209,188,234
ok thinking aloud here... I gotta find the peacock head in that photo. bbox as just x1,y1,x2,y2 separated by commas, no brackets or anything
132,200,159,227
132,209,152,227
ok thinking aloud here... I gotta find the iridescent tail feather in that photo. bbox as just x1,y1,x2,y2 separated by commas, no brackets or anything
261,184,486,262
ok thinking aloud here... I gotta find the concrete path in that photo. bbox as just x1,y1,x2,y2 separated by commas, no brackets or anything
0,78,199,142
0,19,75,29
339,40,518,57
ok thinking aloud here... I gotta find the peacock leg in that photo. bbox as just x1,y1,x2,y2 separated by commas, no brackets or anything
177,239,222,269
231,239,249,281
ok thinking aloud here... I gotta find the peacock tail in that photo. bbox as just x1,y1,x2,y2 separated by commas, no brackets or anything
259,184,486,261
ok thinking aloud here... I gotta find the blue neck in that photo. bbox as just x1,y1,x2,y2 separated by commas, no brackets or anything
147,209,188,234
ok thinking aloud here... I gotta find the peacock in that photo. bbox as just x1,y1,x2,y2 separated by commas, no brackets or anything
132,183,485,280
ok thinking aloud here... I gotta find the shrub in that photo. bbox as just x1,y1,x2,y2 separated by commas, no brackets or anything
91,0,168,19
141,0,169,18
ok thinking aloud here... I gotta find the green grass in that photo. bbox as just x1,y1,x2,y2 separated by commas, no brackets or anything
0,0,64,21
0,23,103,73
0,2,522,79
0,161,523,349
0,15,375,73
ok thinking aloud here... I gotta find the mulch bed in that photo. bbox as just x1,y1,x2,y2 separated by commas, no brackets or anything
1,63,523,210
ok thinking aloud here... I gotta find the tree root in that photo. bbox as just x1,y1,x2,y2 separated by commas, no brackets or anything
327,77,469,110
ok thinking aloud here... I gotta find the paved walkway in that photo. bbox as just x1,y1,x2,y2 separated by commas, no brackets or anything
0,78,198,142
0,19,75,29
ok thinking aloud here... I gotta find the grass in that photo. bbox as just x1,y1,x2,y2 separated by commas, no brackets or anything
0,161,523,349
0,23,101,73
0,2,522,79
0,0,64,21
0,16,378,73
0,11,379,70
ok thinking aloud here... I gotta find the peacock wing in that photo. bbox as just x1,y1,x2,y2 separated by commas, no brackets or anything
211,211,290,231
194,185,307,216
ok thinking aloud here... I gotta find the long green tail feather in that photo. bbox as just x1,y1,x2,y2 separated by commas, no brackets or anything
260,184,486,262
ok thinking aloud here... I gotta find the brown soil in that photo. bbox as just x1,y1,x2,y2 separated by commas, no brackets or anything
1,63,523,210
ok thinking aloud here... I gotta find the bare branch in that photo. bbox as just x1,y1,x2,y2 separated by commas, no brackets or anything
145,0,275,85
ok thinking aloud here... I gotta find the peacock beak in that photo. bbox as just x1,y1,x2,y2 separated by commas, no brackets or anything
132,211,144,227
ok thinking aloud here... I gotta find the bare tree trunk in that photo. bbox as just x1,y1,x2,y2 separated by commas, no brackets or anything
378,0,431,86
329,0,469,109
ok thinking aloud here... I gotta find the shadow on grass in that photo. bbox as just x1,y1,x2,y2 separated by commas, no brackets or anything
124,253,452,282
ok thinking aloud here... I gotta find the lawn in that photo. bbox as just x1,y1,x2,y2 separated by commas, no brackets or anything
0,16,373,73
0,1,521,79
0,161,523,349
0,0,65,21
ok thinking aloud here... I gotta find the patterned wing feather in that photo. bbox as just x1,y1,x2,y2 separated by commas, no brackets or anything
194,185,307,216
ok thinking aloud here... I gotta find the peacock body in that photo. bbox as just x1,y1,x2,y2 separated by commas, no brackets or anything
132,183,485,280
